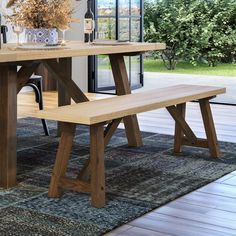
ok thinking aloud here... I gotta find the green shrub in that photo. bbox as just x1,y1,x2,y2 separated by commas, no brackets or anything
144,0,236,68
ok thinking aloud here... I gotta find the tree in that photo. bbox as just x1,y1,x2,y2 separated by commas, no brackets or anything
144,0,236,68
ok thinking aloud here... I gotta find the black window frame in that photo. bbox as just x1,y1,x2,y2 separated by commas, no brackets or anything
88,0,144,93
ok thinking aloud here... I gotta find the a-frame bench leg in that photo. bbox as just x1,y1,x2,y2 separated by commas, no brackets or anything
48,122,76,197
78,118,122,182
174,103,186,153
167,102,220,158
90,123,106,208
199,98,220,158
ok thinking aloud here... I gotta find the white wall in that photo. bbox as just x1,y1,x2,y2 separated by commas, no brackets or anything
0,0,15,42
0,0,88,92
69,0,88,92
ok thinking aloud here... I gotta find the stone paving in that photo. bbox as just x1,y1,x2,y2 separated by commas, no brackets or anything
140,72,236,104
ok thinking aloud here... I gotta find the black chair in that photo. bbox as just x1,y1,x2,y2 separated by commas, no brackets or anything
1,25,49,136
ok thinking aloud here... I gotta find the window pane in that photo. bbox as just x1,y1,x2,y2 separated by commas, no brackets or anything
97,18,116,40
97,56,115,88
119,0,129,16
130,56,141,86
131,18,140,42
97,0,116,16
119,18,130,40
131,0,140,16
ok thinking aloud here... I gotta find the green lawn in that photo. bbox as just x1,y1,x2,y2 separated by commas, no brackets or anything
144,59,236,77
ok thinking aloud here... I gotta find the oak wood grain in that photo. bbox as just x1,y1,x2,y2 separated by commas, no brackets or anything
57,58,73,135
0,42,166,63
199,98,221,157
90,123,106,208
0,65,18,188
174,103,186,153
104,119,122,146
43,59,89,103
167,105,197,144
33,85,226,125
17,62,40,93
48,122,76,197
109,54,143,147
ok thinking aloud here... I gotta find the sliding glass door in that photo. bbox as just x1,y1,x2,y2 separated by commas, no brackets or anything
88,0,144,93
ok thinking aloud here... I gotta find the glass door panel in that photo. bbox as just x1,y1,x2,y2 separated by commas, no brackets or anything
90,0,143,93
97,56,114,88
131,18,140,41
96,13,116,91
130,56,142,87
97,0,116,16
97,18,116,39
119,0,130,16
131,0,141,16
119,18,130,40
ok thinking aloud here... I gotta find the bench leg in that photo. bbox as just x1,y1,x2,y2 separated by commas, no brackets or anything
48,122,76,197
78,119,121,182
199,99,220,158
90,123,105,208
174,103,186,153
104,118,122,146
167,105,197,145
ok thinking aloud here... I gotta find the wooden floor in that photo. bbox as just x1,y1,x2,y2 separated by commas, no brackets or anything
18,91,236,236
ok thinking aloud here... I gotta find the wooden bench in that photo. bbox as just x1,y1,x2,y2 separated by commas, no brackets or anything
33,84,226,208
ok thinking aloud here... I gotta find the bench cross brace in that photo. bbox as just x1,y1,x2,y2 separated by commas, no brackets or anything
166,98,220,158
78,118,122,181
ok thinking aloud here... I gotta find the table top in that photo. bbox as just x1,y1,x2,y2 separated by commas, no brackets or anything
0,41,166,63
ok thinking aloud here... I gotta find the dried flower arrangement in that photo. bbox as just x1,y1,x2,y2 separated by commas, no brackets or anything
6,0,74,29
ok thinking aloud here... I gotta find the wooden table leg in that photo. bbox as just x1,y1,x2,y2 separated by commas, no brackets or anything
109,54,143,147
44,57,90,134
57,58,73,135
43,58,89,103
0,65,18,188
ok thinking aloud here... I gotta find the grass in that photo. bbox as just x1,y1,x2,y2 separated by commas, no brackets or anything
144,59,236,77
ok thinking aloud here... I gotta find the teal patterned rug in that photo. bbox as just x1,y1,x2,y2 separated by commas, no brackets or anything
1,118,236,235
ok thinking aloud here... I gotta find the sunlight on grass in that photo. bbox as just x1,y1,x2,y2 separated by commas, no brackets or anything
144,59,236,77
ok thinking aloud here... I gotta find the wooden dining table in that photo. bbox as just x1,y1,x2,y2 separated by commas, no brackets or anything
0,41,166,188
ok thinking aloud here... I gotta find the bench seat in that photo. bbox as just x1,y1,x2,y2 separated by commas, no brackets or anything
35,84,225,125
33,84,226,208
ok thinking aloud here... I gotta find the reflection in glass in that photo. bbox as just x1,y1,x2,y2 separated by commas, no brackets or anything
131,56,141,86
97,55,115,88
131,0,140,16
98,18,116,40
97,0,116,16
119,0,129,16
94,0,142,92
131,19,140,42
119,18,130,40
97,56,130,90
124,56,130,80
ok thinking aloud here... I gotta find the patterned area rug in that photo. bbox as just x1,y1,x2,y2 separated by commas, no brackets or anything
1,118,236,235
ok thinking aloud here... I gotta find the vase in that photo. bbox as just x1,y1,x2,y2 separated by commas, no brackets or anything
25,28,58,44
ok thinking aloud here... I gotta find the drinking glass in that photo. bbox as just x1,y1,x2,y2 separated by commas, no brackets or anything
12,24,24,45
59,26,70,46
